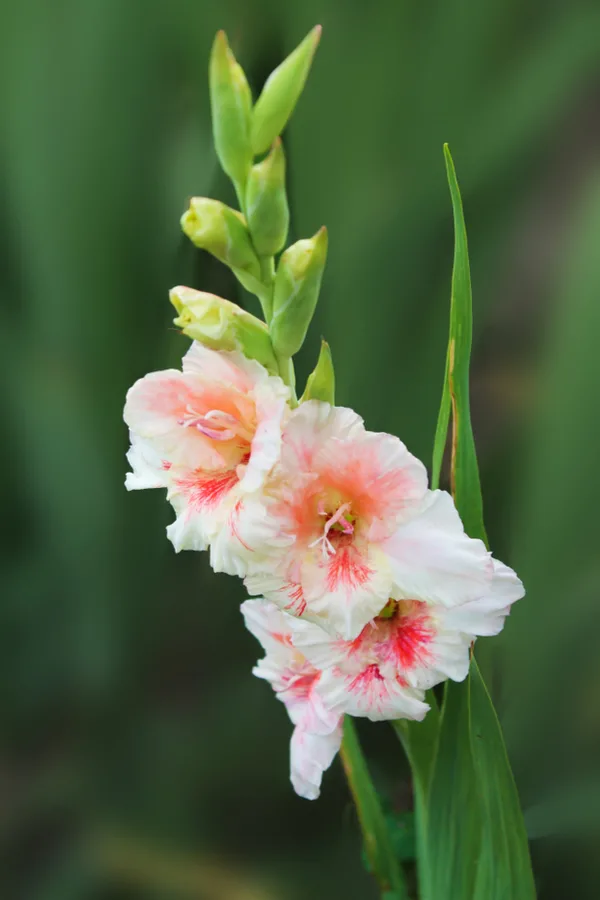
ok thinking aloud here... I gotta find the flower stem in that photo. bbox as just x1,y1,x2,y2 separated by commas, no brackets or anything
340,717,409,899
258,256,275,323
275,352,297,405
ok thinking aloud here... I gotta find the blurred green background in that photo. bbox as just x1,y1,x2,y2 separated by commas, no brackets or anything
2,0,600,897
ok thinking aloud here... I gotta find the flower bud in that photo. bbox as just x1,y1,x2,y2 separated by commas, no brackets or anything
181,198,261,280
170,286,278,373
270,226,328,358
251,25,322,156
209,31,253,186
301,340,335,404
245,138,289,256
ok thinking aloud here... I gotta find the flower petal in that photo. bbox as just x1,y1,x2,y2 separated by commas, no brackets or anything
444,559,524,637
241,599,296,663
318,664,429,722
125,435,169,490
383,490,492,607
281,401,365,472
182,342,263,391
290,722,343,800
302,542,393,639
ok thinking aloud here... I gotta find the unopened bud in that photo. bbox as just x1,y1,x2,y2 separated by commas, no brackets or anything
270,226,328,358
300,340,335,404
245,138,289,256
209,31,253,186
181,198,260,280
251,25,321,156
170,286,278,373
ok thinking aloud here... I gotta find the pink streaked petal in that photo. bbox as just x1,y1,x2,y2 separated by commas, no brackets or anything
241,383,289,493
281,401,365,473
290,618,352,672
166,505,211,553
124,369,196,437
302,542,393,640
318,665,429,722
384,490,493,607
182,342,262,392
241,600,297,666
389,609,472,690
314,431,428,526
290,722,343,800
171,465,239,512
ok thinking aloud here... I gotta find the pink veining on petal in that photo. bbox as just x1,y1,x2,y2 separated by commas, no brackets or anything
380,604,435,671
175,466,239,510
228,497,254,552
284,582,307,617
347,663,387,703
326,539,372,593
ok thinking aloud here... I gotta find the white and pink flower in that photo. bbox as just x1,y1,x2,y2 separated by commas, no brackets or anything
292,558,522,720
242,401,496,640
241,599,343,800
123,343,290,575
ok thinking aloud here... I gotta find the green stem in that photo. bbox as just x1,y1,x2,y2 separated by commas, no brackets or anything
258,256,275,323
233,178,247,218
275,352,297,405
340,718,409,899
392,692,440,897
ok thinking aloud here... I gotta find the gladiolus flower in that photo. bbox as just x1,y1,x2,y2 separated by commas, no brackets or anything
243,401,495,640
124,343,289,574
242,599,343,800
292,559,523,720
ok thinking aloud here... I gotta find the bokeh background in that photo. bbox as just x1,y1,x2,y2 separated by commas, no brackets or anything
2,0,600,897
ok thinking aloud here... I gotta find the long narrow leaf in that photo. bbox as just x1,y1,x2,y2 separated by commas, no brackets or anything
340,718,409,899
414,146,536,900
442,144,487,545
469,660,537,899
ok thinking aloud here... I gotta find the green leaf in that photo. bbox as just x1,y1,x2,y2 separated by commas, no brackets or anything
300,339,335,404
340,718,409,899
424,680,482,900
401,146,536,900
441,143,487,545
469,660,537,899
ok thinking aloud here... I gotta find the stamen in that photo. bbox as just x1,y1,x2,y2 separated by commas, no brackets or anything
178,407,253,443
309,502,354,559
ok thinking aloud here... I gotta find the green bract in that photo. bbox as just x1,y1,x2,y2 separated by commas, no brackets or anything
181,197,260,279
270,226,328,358
169,286,278,373
246,138,289,256
301,340,335,404
251,25,321,156
209,31,253,188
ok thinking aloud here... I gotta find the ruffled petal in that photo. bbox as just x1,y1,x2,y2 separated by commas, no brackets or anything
240,379,289,493
241,599,296,665
290,722,343,800
125,435,169,490
317,664,429,722
302,542,393,639
182,342,263,391
443,559,524,637
314,430,428,527
281,401,365,472
383,490,492,607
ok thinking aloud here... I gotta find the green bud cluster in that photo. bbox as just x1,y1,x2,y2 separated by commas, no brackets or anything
178,24,334,407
